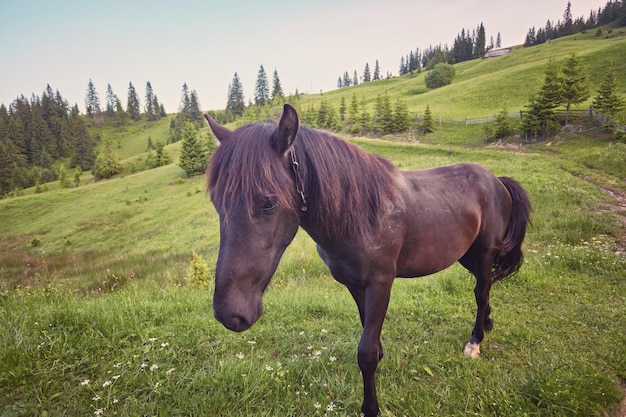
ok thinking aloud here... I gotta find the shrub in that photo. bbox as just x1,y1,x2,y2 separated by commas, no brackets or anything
188,251,210,288
425,63,456,89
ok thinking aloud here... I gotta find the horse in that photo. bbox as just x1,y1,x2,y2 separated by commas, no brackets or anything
204,104,531,417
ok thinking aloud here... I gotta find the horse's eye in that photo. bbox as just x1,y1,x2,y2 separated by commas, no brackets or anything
261,198,278,213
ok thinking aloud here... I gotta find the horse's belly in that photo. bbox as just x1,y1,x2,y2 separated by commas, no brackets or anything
395,238,472,278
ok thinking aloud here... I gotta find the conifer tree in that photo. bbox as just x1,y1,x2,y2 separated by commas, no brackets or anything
254,65,270,106
373,60,381,81
105,84,118,117
363,63,371,83
145,81,159,121
393,99,411,133
71,116,96,171
560,52,590,124
374,94,393,135
226,73,245,117
271,69,284,101
342,71,352,87
179,122,208,176
58,164,71,188
127,82,141,121
85,79,101,119
339,97,347,121
92,136,122,179
421,104,435,134
592,65,625,125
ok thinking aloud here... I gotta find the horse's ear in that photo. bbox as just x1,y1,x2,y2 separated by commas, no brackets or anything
204,113,233,143
275,103,299,155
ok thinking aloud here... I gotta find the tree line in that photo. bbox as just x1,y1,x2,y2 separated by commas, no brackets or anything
524,0,626,47
0,79,208,197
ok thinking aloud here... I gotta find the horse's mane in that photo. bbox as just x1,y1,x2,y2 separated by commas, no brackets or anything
207,122,399,242
294,127,398,241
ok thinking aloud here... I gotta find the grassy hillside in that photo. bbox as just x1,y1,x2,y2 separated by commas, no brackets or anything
2,132,626,416
298,29,626,119
1,27,626,417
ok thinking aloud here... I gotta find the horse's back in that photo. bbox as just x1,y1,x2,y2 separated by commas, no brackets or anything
394,163,511,277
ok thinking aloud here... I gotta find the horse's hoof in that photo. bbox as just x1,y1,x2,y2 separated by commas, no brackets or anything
463,342,481,359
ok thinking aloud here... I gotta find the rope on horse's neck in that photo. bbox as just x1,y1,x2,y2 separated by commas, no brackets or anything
289,147,307,212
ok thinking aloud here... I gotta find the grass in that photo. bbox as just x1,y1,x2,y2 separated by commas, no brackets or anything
1,129,625,416
1,29,626,416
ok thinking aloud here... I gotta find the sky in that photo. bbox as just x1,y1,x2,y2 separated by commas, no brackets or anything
0,0,608,113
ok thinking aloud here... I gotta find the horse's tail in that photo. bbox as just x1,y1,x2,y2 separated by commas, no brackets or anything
492,177,532,282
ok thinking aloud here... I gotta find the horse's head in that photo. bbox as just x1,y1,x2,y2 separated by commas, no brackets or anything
204,104,302,332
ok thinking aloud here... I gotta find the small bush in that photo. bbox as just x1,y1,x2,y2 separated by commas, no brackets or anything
425,63,456,89
188,251,210,288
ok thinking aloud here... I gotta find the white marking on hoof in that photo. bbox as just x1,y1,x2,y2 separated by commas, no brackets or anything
463,342,481,359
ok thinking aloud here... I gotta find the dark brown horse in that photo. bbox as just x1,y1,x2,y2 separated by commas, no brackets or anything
204,104,531,417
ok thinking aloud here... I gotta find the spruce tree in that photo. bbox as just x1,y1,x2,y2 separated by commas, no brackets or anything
105,84,118,117
179,122,208,176
421,105,435,134
71,116,96,171
254,65,270,106
592,65,625,127
127,82,141,121
92,136,122,179
393,99,411,133
373,60,381,81
226,73,245,117
271,69,284,101
560,52,590,124
374,94,393,135
363,63,371,83
85,79,101,119
145,81,159,121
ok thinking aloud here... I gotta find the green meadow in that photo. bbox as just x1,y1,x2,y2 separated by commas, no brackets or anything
1,30,626,417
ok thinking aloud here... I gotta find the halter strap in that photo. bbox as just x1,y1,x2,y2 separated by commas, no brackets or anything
289,147,307,212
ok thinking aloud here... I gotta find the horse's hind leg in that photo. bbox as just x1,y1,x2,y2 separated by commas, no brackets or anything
460,251,495,359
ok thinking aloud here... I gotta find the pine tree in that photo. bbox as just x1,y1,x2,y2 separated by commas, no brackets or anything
349,93,360,134
421,105,435,134
342,71,351,87
271,69,284,101
363,63,371,83
71,116,96,171
522,59,563,139
496,32,502,48
127,82,141,121
226,73,245,117
592,65,626,125
189,90,201,123
339,96,347,121
85,79,101,119
58,164,71,188
373,61,381,81
105,84,118,117
179,122,208,176
560,52,590,124
374,94,393,135
92,136,122,179
115,99,127,127
353,70,359,86
359,97,370,134
474,23,486,58
561,1,574,36
393,99,411,133
145,81,159,121
254,65,270,106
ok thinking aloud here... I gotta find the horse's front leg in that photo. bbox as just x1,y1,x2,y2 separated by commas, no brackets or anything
358,281,392,417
